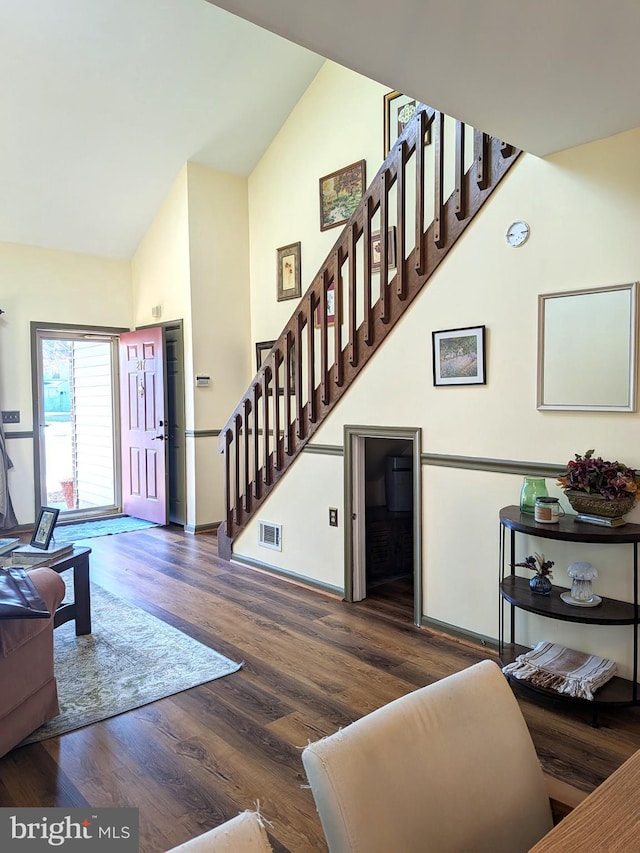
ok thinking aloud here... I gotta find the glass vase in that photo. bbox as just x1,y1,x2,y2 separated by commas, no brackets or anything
520,477,548,514
529,574,553,596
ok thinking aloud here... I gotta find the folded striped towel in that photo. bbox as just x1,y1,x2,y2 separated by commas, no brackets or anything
502,641,616,700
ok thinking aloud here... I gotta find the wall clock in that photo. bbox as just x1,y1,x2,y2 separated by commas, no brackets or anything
506,220,530,247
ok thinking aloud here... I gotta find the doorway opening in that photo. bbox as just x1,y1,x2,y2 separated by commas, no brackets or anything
33,326,122,520
345,426,422,626
164,322,186,526
32,321,186,527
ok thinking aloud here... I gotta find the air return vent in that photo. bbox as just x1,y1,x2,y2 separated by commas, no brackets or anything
259,521,282,551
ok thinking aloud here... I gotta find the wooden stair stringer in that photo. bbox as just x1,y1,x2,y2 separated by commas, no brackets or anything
217,139,522,558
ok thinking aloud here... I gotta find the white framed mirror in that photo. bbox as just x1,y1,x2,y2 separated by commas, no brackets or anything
537,282,638,411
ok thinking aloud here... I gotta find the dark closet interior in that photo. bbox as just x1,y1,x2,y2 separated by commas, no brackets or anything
364,438,414,597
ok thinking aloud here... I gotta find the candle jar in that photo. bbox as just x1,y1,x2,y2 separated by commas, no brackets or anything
535,496,564,524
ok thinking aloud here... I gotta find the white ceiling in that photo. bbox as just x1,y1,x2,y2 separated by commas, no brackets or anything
0,0,323,259
209,0,640,158
4,0,640,261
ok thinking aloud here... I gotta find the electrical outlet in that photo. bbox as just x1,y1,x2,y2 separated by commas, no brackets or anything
1,410,19,424
329,507,338,527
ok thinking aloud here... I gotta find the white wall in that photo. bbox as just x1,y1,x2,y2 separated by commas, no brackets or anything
235,70,640,676
186,162,251,526
248,62,389,349
131,165,196,525
131,162,252,528
132,164,192,411
0,158,251,533
0,241,131,524
187,163,252,427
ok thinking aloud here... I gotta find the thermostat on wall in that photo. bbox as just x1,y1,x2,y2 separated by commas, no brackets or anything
196,375,210,387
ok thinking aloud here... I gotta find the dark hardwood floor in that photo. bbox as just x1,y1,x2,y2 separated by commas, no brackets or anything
2,525,640,851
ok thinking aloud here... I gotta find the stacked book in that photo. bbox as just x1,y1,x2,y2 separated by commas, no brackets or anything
0,538,20,557
9,542,74,565
575,513,627,528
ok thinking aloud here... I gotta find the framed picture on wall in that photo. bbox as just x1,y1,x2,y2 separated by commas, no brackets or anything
319,160,366,231
371,226,397,271
383,90,429,157
432,325,486,386
284,341,296,393
277,242,301,302
537,282,637,411
255,340,276,372
315,282,339,327
255,339,295,393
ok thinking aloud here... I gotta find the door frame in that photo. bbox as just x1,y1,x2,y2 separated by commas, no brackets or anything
135,319,186,526
344,424,423,626
30,321,127,520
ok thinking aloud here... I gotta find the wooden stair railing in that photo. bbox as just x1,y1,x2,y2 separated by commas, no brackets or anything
217,104,520,558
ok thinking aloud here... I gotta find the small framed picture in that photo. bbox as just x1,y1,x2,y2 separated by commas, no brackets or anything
255,340,276,372
371,226,397,271
383,91,430,157
283,341,296,393
432,325,486,386
30,506,60,549
255,339,295,393
319,160,366,231
315,282,338,327
277,242,301,302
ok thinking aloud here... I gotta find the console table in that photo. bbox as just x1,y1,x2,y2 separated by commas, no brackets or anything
499,506,640,718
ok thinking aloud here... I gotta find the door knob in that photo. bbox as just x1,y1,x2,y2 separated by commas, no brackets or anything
152,434,165,441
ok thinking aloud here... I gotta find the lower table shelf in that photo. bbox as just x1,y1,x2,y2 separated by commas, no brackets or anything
500,643,638,706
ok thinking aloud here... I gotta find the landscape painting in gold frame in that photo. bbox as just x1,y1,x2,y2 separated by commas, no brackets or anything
319,160,366,232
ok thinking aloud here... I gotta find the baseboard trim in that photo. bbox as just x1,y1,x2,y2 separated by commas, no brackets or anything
184,521,220,534
421,615,499,652
231,553,344,597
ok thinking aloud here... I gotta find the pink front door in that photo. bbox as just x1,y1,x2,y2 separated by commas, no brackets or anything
119,328,168,525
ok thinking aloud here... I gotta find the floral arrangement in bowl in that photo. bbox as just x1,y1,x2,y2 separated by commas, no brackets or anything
557,449,639,518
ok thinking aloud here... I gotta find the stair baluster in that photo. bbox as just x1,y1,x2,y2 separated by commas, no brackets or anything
217,104,520,555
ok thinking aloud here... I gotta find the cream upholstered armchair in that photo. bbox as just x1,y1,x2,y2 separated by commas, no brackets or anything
165,810,272,852
302,659,559,853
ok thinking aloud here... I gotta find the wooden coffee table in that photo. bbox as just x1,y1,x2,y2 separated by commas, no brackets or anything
41,546,92,635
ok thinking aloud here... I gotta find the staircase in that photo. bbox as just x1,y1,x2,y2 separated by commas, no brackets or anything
217,103,520,558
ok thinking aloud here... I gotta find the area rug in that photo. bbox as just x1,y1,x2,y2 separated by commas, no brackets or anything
51,516,157,545
21,575,242,745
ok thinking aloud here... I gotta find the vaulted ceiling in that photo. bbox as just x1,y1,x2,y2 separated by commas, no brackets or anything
0,0,323,259
208,0,640,159
3,0,639,260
